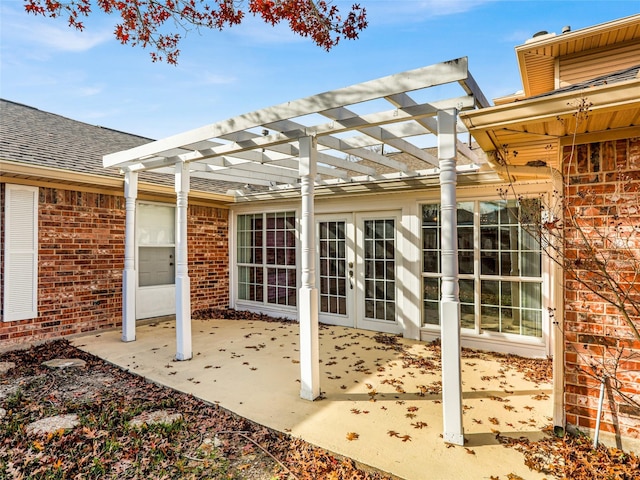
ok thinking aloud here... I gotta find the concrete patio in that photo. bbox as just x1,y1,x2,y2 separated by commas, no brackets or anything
73,318,553,480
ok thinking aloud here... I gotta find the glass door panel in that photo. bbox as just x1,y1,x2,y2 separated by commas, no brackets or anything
319,220,348,315
363,219,396,322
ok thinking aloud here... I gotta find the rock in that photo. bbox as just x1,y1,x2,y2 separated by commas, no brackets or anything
26,414,80,435
0,362,16,376
129,410,183,428
0,384,19,401
42,358,87,369
0,407,6,420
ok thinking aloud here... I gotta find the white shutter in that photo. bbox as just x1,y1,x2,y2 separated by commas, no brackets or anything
3,184,38,322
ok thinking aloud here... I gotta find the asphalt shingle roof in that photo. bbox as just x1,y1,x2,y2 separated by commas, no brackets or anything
0,99,242,194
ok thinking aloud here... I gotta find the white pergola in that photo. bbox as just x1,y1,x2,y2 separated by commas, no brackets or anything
103,57,490,445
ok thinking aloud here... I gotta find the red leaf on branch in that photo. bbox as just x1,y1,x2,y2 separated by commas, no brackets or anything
22,0,367,63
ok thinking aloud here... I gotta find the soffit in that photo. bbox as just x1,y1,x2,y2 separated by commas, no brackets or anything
516,14,640,96
103,58,490,200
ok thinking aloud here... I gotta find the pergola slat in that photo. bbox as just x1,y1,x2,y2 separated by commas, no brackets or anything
104,58,471,168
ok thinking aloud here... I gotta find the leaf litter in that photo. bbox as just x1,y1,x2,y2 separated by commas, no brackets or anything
0,339,395,480
2,308,637,479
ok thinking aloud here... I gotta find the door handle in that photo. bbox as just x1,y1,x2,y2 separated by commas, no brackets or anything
349,269,354,289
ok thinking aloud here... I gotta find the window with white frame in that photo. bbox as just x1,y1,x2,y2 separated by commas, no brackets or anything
237,212,297,307
421,199,543,338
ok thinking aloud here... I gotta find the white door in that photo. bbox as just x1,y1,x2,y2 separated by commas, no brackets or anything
317,212,401,334
136,203,176,319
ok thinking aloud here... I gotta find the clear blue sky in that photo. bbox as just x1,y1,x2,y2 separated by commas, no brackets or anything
1,1,638,140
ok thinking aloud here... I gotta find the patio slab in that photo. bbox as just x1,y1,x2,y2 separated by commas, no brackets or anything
73,318,552,480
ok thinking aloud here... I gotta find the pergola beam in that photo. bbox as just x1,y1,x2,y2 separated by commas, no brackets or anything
104,58,472,168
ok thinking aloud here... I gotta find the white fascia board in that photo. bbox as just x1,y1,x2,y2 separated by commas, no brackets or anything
103,58,470,168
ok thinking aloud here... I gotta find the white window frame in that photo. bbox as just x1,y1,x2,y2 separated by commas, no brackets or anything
3,184,39,322
420,198,546,342
235,210,298,310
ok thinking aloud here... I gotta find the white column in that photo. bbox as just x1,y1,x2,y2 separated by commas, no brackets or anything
175,162,192,361
298,136,320,400
122,170,138,342
438,109,464,445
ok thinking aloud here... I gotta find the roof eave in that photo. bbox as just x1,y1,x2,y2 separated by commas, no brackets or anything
460,79,640,153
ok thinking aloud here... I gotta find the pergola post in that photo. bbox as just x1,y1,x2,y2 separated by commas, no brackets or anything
438,108,464,445
175,162,192,361
122,170,138,342
298,136,320,401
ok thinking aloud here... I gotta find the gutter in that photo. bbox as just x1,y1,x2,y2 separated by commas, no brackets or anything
483,152,562,183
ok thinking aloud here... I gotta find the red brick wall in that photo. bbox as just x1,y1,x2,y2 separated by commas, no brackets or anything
189,204,229,310
0,184,229,346
563,138,640,442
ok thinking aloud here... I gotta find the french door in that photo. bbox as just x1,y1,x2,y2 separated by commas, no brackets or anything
317,212,401,334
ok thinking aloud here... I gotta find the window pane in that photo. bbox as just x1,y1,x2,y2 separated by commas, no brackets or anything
522,251,541,277
461,304,475,329
423,229,438,250
521,229,540,251
522,282,541,309
139,247,175,287
481,227,498,250
522,310,542,337
457,202,474,224
138,203,175,245
480,306,500,332
459,279,474,304
501,307,518,334
481,280,499,306
422,277,440,326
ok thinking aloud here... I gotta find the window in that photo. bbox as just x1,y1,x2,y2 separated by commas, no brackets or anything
137,203,175,287
237,212,297,307
421,199,543,338
3,184,38,322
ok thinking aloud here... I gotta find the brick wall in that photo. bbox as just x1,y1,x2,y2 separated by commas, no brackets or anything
189,204,229,310
0,184,229,346
563,138,640,443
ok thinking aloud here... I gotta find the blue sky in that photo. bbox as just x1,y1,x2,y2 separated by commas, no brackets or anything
1,1,638,140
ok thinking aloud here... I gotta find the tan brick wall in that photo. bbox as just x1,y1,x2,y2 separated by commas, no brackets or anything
0,185,229,346
563,138,640,441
